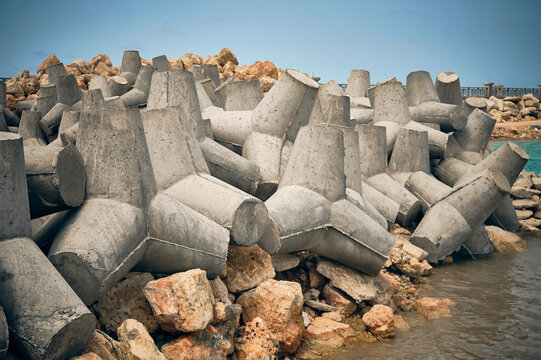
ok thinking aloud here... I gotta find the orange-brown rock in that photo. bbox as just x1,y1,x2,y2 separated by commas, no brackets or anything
161,325,232,360
212,302,241,344
71,353,104,360
21,76,39,95
93,62,114,76
84,329,133,360
252,61,278,79
111,66,121,76
93,272,159,335
414,297,452,319
117,319,166,360
224,245,275,293
141,58,152,67
182,53,203,71
37,54,60,74
217,48,238,66
6,81,25,98
16,69,30,81
308,267,326,289
202,54,220,67
39,73,49,86
27,93,39,100
76,76,88,90
236,279,304,354
361,304,395,339
233,317,279,360
486,225,526,254
66,64,82,77
168,57,184,70
259,76,276,92
5,94,22,111
393,314,410,331
209,277,230,304
70,59,92,75
321,284,357,316
303,317,355,348
90,54,112,70
144,269,214,333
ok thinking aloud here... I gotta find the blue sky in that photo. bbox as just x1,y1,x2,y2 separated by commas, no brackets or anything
1,0,539,87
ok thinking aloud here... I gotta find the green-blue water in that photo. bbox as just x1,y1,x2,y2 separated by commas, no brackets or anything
491,140,541,174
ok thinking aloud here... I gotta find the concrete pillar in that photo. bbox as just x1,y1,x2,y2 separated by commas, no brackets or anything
120,66,155,107
36,84,57,118
244,69,319,198
47,62,67,86
403,120,455,159
345,69,370,98
108,75,128,97
119,50,142,88
88,75,111,98
39,75,82,135
483,82,494,98
0,133,95,360
388,127,430,176
17,111,47,147
406,70,440,106
152,55,171,71
199,78,223,107
436,72,463,105
494,84,503,98
192,64,221,88
453,108,496,153
221,79,264,111
214,76,239,106
31,210,69,248
82,88,107,110
354,124,386,178
373,77,410,125
408,101,460,132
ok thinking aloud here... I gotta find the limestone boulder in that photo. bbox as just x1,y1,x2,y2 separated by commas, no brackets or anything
209,277,230,304
21,76,40,95
212,302,242,345
70,59,92,75
90,54,112,71
512,199,538,210
160,325,232,360
6,81,25,98
259,76,276,92
141,58,153,67
217,48,238,66
84,329,133,360
168,57,184,70
233,317,279,360
510,187,541,199
361,304,395,339
236,279,304,354
322,284,357,316
225,245,275,293
414,297,452,319
71,353,104,360
37,54,60,74
182,53,203,71
303,317,355,348
117,319,166,360
486,225,526,254
144,269,214,333
308,266,326,288
93,62,114,76
516,209,533,220
93,272,159,335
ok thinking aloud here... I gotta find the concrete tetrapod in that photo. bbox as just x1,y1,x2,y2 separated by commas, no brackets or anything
35,84,57,120
345,69,370,98
141,107,271,247
435,71,462,105
451,108,496,164
404,171,495,257
410,170,509,263
192,64,221,88
244,69,319,199
0,307,7,360
39,74,82,135
219,79,264,111
120,66,155,108
388,127,430,183
48,109,229,305
199,78,223,108
264,124,396,275
146,70,260,194
0,132,95,360
18,110,48,147
88,75,112,98
119,50,142,88
0,82,10,131
152,55,172,71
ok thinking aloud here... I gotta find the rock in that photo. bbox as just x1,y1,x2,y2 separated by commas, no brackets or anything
202,55,220,67
401,241,428,261
224,245,275,293
236,279,304,354
21,77,39,95
66,64,82,77
308,266,326,288
531,177,541,190
321,311,342,322
70,59,92,75
302,312,312,328
510,187,541,199
414,297,452,319
90,54,112,70
217,48,238,66
361,304,395,339
209,277,230,304
84,329,132,360
6,82,25,98
322,284,357,316
512,199,539,210
93,272,159,335
5,94,16,110
271,254,300,272
117,319,166,360
221,61,236,79
37,54,60,74
303,317,355,348
303,288,320,302
212,303,241,344
39,73,49,86
393,251,433,278
317,258,379,302
141,58,153,67
233,317,279,360
111,66,121,76
144,269,214,333
252,61,279,79
504,96,521,102
521,217,541,228
485,225,526,254
181,53,203,71
520,222,541,235
168,57,184,70
516,209,533,220
514,172,534,189
160,325,232,360
93,62,114,76
259,76,276,92
76,76,88,90
534,209,541,219
16,69,30,80
71,353,104,360
442,256,454,264
393,314,409,331
304,300,340,313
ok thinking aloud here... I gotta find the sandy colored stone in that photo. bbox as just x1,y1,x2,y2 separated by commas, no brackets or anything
144,269,214,333
259,76,276,92
308,266,326,288
66,64,82,77
216,48,238,66
84,329,133,360
233,317,279,360
202,54,220,67
6,81,25,98
71,353,104,360
21,76,39,95
182,53,203,71
168,57,184,70
303,317,355,348
414,297,452,319
322,284,357,316
37,54,60,74
76,76,88,90
516,209,533,220
209,277,230,304
321,311,342,322
393,314,410,331
271,254,300,272
236,279,304,354
117,319,166,360
225,245,275,293
93,272,159,335
141,58,153,67
90,54,112,70
93,62,114,76
486,225,526,253
161,325,232,360
361,304,395,339
212,303,241,344
510,186,541,199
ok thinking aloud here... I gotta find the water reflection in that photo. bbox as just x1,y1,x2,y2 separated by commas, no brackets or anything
331,236,541,359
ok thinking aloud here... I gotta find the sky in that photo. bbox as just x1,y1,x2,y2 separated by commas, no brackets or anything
1,0,540,88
